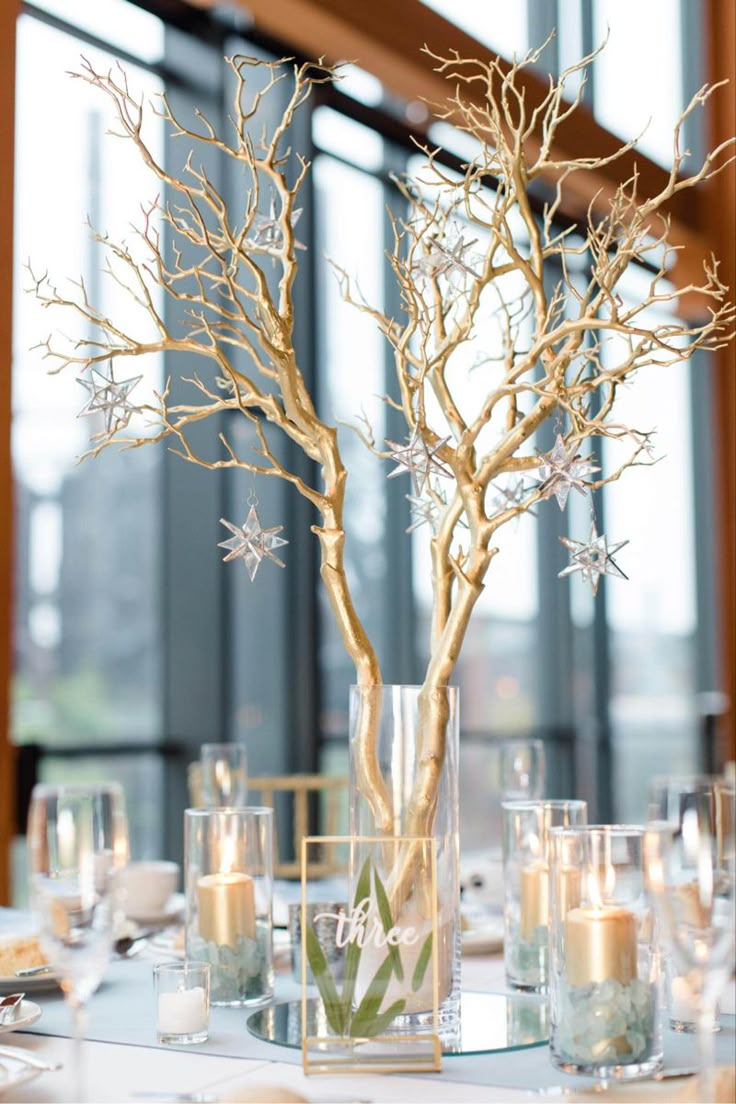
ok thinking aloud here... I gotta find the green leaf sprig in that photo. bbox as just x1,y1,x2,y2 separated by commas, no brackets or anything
304,857,434,1038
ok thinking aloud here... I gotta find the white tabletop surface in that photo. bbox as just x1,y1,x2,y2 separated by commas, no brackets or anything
1,915,733,1104
2,1033,537,1103
0,952,535,1103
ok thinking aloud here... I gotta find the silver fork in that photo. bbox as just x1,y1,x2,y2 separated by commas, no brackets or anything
0,1045,63,1072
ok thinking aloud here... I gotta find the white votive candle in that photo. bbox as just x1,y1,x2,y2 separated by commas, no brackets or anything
157,986,208,1037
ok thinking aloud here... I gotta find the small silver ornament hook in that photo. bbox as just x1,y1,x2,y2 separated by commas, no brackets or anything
247,487,258,508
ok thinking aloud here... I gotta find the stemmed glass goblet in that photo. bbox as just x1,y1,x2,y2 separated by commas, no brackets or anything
644,776,735,1102
27,782,129,1101
199,743,248,806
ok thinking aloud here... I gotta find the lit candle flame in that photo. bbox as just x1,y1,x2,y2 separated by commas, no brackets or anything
219,828,237,874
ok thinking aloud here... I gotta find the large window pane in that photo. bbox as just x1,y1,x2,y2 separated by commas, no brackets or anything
600,268,698,820
12,10,165,876
314,149,387,743
593,0,683,166
420,0,528,59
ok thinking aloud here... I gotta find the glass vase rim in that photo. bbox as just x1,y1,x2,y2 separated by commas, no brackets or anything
501,798,587,812
548,822,645,837
349,683,459,692
153,960,211,978
184,805,273,818
302,832,437,846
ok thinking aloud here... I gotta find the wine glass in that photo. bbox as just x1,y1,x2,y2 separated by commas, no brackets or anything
27,782,129,1101
498,738,546,800
644,776,735,1101
199,743,248,806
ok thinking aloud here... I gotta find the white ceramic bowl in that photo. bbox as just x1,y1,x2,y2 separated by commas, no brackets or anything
119,860,180,917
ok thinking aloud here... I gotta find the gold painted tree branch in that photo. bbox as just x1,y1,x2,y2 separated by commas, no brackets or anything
32,44,735,916
30,55,394,834
338,41,735,909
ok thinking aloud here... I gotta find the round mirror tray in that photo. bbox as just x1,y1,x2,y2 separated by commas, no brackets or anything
247,991,549,1057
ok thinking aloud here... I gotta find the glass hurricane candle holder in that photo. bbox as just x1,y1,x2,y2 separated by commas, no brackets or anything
502,799,587,992
184,806,273,1007
549,825,662,1082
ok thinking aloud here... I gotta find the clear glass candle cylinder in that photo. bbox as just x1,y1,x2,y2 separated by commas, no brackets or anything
199,743,248,807
549,826,662,1081
184,806,273,1007
154,961,210,1045
502,799,587,992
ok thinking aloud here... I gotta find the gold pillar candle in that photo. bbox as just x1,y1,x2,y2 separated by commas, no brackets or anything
520,862,549,939
521,863,582,940
564,906,637,987
197,872,256,947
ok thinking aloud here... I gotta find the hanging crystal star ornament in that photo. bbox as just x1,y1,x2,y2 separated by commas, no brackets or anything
218,504,288,582
406,493,441,534
77,364,142,433
385,428,453,495
489,477,537,518
245,198,305,256
416,227,480,280
534,434,600,510
558,523,629,596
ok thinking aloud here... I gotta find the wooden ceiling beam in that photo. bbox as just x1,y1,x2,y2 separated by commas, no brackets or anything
705,0,736,762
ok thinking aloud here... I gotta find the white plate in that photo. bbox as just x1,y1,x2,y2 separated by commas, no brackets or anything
0,1001,42,1035
148,930,185,958
124,892,185,926
0,972,58,995
0,1046,43,1097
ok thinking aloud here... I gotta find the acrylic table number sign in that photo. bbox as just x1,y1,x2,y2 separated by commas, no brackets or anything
300,836,441,1075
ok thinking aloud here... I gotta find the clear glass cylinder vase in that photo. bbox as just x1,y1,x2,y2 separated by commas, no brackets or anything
502,799,587,992
348,684,460,1032
549,825,662,1081
184,806,273,1007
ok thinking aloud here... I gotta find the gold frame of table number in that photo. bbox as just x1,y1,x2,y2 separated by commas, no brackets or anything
300,834,442,1075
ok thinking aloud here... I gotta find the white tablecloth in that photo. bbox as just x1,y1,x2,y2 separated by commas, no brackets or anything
2,909,734,1103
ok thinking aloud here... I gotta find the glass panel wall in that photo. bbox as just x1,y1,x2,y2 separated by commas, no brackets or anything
601,268,699,820
592,0,684,166
11,4,166,891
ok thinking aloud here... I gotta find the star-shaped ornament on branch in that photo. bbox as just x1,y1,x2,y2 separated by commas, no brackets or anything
406,493,441,534
245,200,305,256
416,229,479,280
385,428,453,496
558,523,629,596
534,434,600,510
489,477,537,518
77,364,142,434
218,504,288,582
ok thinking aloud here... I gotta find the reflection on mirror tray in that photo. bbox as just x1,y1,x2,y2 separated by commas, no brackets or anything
247,991,548,1056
